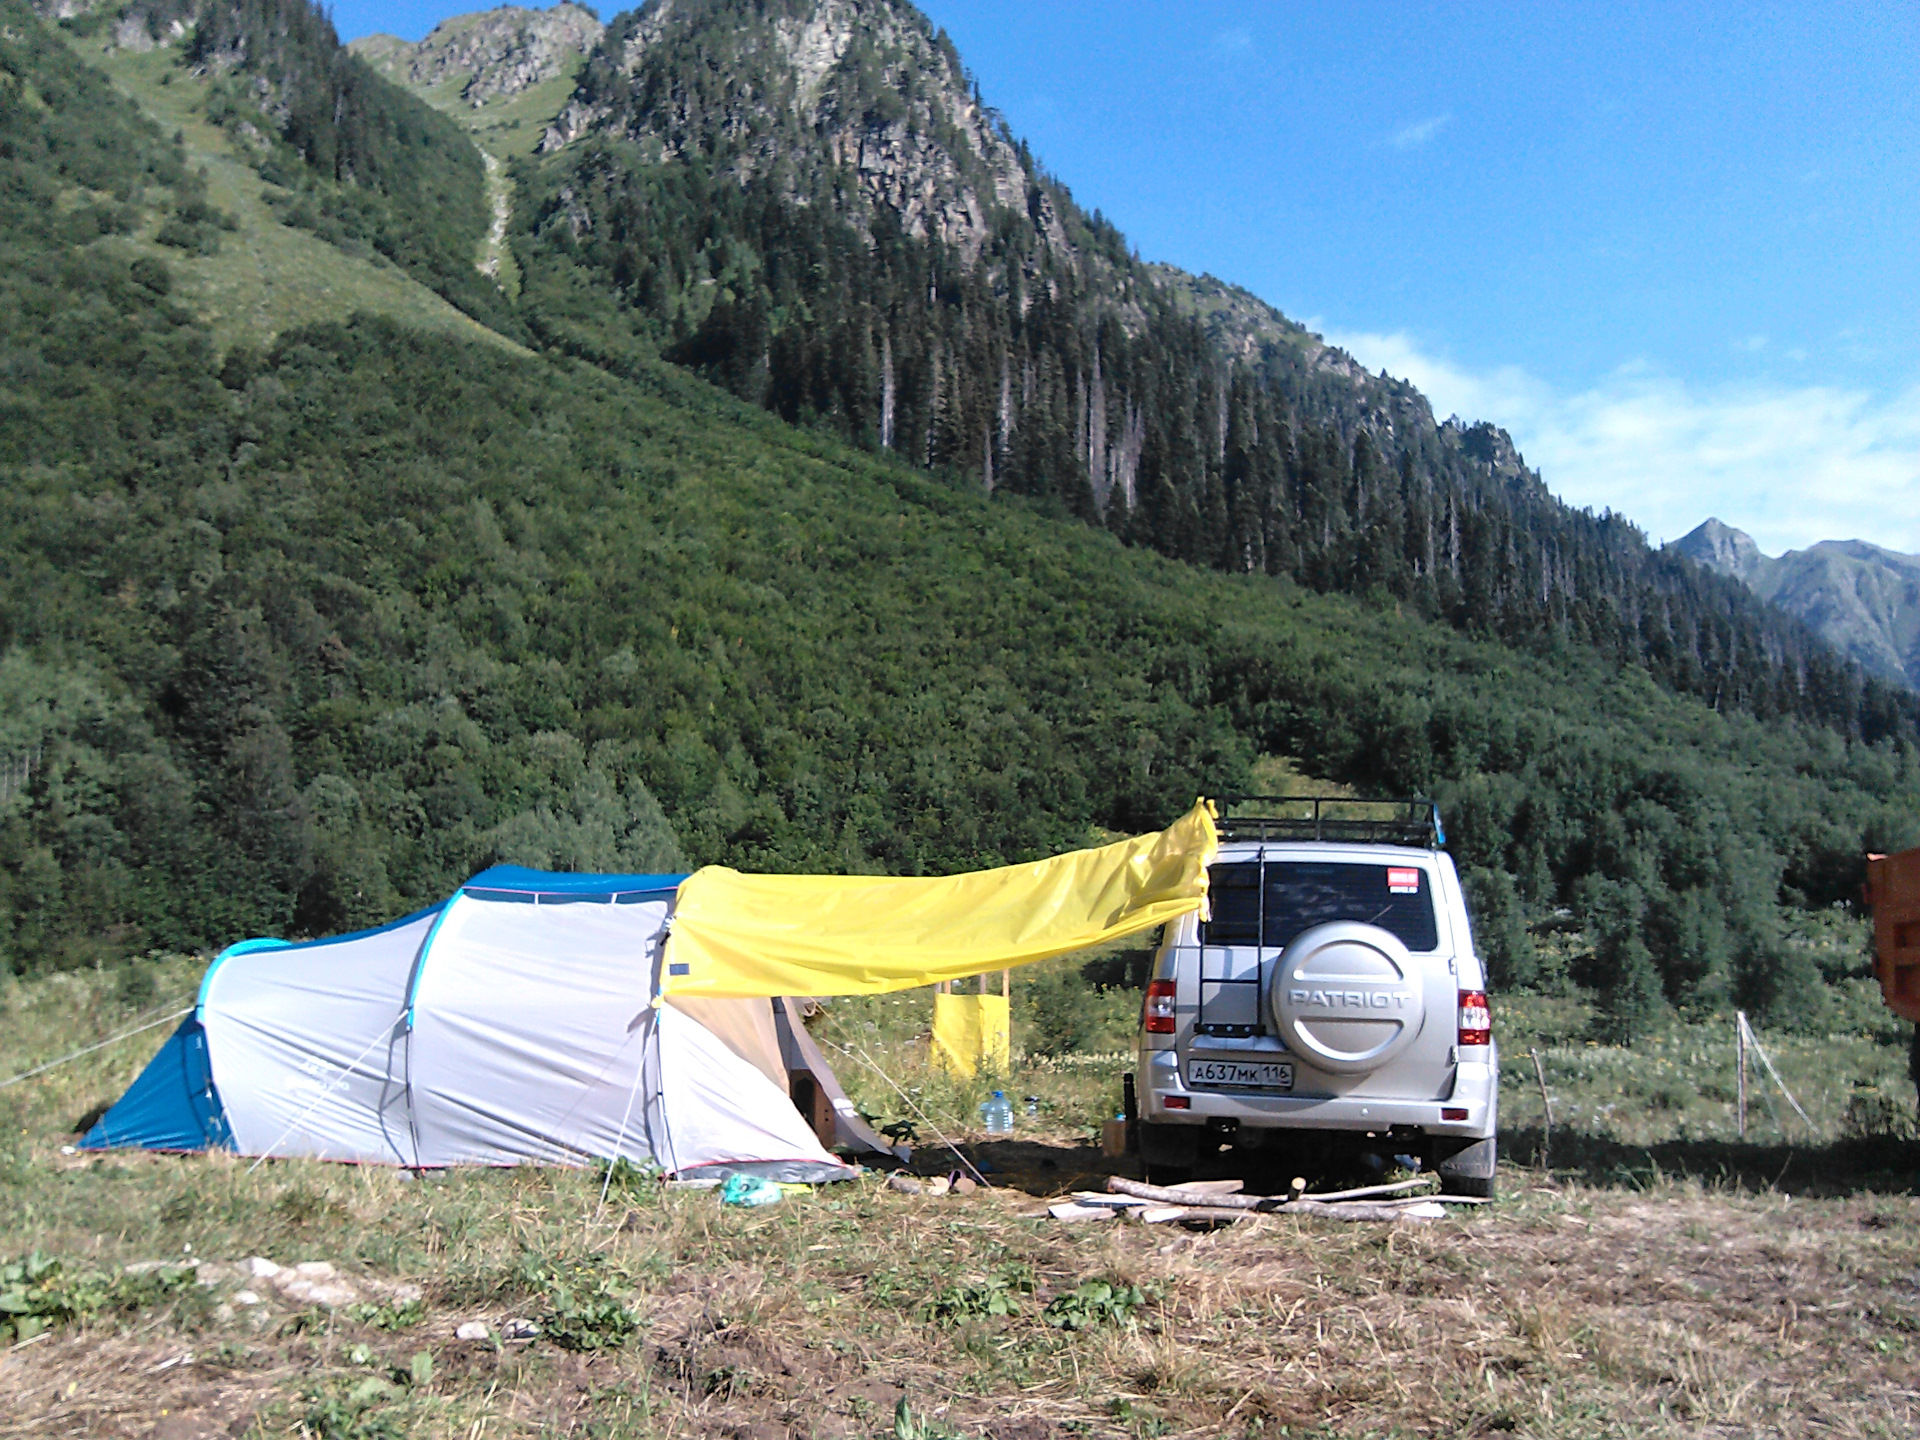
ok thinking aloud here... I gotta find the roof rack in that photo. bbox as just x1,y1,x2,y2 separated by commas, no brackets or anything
1212,795,1446,848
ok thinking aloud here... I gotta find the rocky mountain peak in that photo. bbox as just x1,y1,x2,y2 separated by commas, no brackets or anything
1672,518,1767,583
1445,419,1535,486
1672,521,1920,690
351,3,604,105
540,0,1052,261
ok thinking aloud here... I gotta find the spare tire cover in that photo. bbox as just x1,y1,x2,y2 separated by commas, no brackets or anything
1269,922,1427,1074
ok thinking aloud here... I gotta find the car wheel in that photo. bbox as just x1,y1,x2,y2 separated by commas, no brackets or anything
1138,1120,1199,1186
1435,1136,1497,1199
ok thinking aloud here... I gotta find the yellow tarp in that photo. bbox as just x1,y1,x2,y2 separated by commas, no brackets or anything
659,799,1218,1000
931,992,1011,1076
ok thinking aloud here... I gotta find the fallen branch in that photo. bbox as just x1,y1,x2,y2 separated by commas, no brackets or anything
1107,1177,1279,1210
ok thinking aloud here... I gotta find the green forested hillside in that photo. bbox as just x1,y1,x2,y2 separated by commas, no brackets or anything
4,2,1918,1043
511,0,1914,747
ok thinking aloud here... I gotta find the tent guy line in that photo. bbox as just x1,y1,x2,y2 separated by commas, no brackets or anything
244,1020,403,1175
597,1048,653,1216
816,1028,992,1189
0,1006,191,1090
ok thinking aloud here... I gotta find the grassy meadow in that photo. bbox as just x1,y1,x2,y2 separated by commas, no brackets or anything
2,951,1916,1438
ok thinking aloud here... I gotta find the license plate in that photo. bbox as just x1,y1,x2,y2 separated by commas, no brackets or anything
1186,1059,1294,1090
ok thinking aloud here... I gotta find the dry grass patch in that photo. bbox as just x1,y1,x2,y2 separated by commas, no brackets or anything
6,960,1918,1436
3,1161,1910,1438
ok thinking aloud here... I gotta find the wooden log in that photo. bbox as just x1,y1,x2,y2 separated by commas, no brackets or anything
1139,1200,1431,1224
1169,1178,1246,1195
1107,1175,1435,1209
1108,1177,1279,1210
1072,1179,1242,1209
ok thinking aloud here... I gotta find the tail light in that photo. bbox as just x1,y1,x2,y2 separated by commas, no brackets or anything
1458,990,1491,1047
1143,979,1177,1034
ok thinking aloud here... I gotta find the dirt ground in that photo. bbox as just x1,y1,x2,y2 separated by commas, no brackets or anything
3,1137,1917,1440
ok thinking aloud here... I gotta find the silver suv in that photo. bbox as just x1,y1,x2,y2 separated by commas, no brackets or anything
1132,798,1498,1197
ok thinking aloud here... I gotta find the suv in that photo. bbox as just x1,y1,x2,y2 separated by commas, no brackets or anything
1132,797,1498,1197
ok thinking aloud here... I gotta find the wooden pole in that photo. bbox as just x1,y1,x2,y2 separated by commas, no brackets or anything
1529,1047,1552,1169
1736,1010,1748,1138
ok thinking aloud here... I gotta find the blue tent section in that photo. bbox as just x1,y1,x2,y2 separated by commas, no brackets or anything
79,1014,232,1152
81,869,691,1153
460,867,687,902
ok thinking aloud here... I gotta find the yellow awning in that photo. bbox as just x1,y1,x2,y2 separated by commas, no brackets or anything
658,799,1218,1000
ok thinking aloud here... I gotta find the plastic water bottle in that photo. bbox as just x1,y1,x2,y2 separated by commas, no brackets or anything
1024,1095,1040,1117
981,1090,1014,1135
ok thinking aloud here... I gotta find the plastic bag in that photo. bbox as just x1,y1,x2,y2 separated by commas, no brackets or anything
719,1173,786,1207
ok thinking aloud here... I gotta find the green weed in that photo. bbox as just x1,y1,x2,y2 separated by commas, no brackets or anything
0,1251,195,1342
893,1396,963,1440
922,1263,1035,1324
522,1257,642,1351
346,1297,427,1331
1042,1278,1153,1331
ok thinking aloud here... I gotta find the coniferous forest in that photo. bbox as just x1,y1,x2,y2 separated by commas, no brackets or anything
2,0,1918,1045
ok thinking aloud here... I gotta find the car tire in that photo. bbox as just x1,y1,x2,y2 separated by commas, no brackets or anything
1435,1136,1497,1199
1138,1120,1200,1186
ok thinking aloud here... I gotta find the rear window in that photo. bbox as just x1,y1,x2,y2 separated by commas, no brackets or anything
1203,861,1440,953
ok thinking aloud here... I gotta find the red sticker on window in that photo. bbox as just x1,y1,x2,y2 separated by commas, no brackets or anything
1387,867,1421,893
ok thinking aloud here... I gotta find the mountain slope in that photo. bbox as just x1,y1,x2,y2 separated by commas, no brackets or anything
7,0,1919,1041
1675,520,1920,690
49,0,1908,747
48,0,521,331
59,38,519,352
499,0,1911,746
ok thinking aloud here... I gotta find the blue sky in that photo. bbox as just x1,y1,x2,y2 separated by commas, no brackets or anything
335,2,1920,554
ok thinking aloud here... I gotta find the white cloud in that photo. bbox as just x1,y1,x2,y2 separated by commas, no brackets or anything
1322,328,1920,555
1212,26,1252,54
1390,114,1451,150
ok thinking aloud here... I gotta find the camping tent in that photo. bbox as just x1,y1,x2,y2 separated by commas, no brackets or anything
81,867,875,1180
84,800,1220,1175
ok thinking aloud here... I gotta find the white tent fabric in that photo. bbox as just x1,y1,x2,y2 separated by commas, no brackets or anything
408,892,668,1166
201,909,433,1164
178,869,857,1178
654,1004,852,1174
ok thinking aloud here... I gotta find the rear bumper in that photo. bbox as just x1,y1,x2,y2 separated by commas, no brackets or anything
1136,1043,1498,1140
